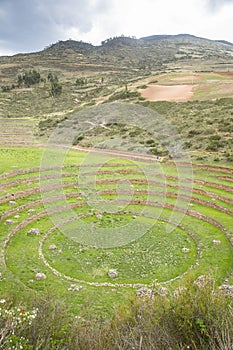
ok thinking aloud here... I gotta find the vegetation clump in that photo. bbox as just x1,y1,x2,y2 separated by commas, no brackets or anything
75,77,87,86
47,73,62,97
18,70,41,87
0,279,232,349
72,280,233,349
1,84,15,92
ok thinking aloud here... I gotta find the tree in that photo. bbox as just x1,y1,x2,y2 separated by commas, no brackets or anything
47,73,62,96
50,80,62,97
17,70,41,87
48,73,58,83
17,74,23,87
24,70,40,87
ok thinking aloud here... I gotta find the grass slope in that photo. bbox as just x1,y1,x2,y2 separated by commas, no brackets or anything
0,147,232,320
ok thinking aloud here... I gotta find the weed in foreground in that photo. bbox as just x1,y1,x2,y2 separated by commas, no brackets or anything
1,278,231,349
76,278,233,350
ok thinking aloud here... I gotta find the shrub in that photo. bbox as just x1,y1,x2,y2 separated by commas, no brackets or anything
76,78,86,86
188,129,202,137
145,139,156,145
72,135,84,145
74,278,233,350
0,278,232,349
50,81,62,97
206,142,218,151
108,90,140,102
226,153,233,162
47,72,58,83
0,298,37,349
18,70,41,87
210,135,221,141
1,85,12,92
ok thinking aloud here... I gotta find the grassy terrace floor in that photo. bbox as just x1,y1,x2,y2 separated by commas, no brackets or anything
0,147,232,319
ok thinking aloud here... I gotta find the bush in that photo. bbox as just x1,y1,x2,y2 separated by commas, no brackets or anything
145,139,156,145
76,78,86,86
206,142,218,151
18,70,41,87
1,85,12,92
0,298,37,349
50,81,62,97
75,278,233,350
188,129,202,137
47,72,58,83
108,90,140,102
210,135,221,141
0,278,232,349
72,135,84,145
38,118,59,131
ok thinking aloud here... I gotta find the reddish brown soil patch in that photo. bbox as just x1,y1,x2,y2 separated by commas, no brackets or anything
172,76,201,82
217,72,233,77
139,84,195,102
218,176,233,182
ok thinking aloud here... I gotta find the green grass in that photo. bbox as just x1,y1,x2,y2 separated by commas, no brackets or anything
1,147,232,319
0,148,43,173
43,216,196,284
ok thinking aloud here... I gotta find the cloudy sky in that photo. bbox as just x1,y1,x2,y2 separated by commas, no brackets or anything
0,0,233,55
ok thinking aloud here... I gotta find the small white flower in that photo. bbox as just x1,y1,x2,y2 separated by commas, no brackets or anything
0,299,6,304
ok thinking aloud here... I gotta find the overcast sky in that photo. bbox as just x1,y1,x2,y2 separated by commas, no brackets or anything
0,0,233,56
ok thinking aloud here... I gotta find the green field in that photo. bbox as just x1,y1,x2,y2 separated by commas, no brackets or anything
1,147,232,320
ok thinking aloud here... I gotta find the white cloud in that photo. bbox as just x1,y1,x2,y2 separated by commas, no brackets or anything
0,0,233,54
206,0,233,10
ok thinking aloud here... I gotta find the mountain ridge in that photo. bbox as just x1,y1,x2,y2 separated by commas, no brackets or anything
1,33,232,58
43,33,233,53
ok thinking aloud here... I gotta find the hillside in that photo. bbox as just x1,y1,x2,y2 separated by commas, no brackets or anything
0,34,233,162
1,34,233,82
